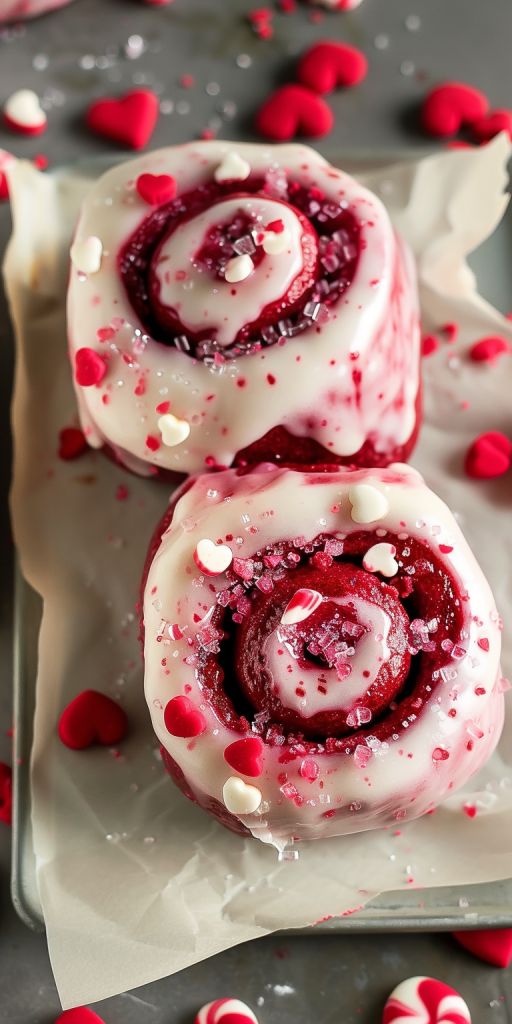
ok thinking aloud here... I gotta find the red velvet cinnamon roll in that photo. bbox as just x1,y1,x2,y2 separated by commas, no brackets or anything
67,141,421,476
142,463,504,847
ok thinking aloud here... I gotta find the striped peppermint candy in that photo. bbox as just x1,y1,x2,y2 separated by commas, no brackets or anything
383,977,471,1024
195,1000,258,1024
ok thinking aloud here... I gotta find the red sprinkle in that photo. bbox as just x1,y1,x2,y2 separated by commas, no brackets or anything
58,691,128,750
422,334,440,357
255,84,334,141
421,82,489,138
224,736,264,777
441,321,459,343
136,172,177,206
469,335,510,363
164,696,206,738
75,348,107,387
58,426,88,461
297,41,368,95
465,431,512,479
86,88,159,150
267,373,277,385
477,637,490,652
439,544,453,554
473,109,512,142
115,484,129,501
146,434,161,452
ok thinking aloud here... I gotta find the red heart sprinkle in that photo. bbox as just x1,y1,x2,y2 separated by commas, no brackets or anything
439,544,453,554
465,431,512,479
58,690,128,750
86,89,159,150
453,930,512,968
136,172,177,206
164,696,207,738
422,334,439,357
58,426,88,461
297,41,368,94
477,637,490,652
255,85,334,141
224,737,264,777
469,335,510,363
0,762,12,826
75,348,107,387
56,1010,106,1024
472,109,512,142
422,82,489,138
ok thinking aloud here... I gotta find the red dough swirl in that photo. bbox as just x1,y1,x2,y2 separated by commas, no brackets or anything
67,141,421,475
143,464,504,847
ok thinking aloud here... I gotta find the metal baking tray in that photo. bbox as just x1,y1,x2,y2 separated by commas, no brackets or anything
11,151,512,933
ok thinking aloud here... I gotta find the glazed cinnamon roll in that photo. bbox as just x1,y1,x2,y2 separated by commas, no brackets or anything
142,463,503,846
67,141,421,476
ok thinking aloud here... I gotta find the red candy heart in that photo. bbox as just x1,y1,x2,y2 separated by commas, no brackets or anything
0,762,12,826
56,1007,105,1024
58,426,88,461
56,1010,106,1024
469,335,510,363
86,89,159,150
422,82,489,138
453,929,512,968
224,737,264,777
473,109,512,142
465,431,512,480
255,85,334,141
164,696,207,738
75,348,107,387
297,41,368,94
136,172,177,206
58,690,128,750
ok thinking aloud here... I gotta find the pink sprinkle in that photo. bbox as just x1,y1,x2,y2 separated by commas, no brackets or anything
180,74,195,89
354,744,371,769
299,758,319,782
115,484,129,501
432,747,450,761
97,326,115,342
134,377,146,396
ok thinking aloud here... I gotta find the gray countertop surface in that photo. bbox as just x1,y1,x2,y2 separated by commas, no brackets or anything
1,0,512,1021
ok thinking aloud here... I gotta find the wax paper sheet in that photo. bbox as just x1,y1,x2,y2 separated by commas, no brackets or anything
5,135,512,1008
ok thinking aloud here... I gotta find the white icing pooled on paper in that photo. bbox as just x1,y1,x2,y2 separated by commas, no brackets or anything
265,596,391,718
143,465,504,847
67,141,421,473
153,196,304,348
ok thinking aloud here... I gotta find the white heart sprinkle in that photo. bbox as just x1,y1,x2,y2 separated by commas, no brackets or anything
223,776,262,815
194,538,233,576
4,89,47,130
349,484,389,524
262,228,292,255
70,235,103,275
363,542,398,577
158,413,190,447
214,152,251,183
281,588,323,626
225,253,254,283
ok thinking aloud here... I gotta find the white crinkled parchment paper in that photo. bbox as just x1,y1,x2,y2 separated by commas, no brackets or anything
5,136,512,1008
